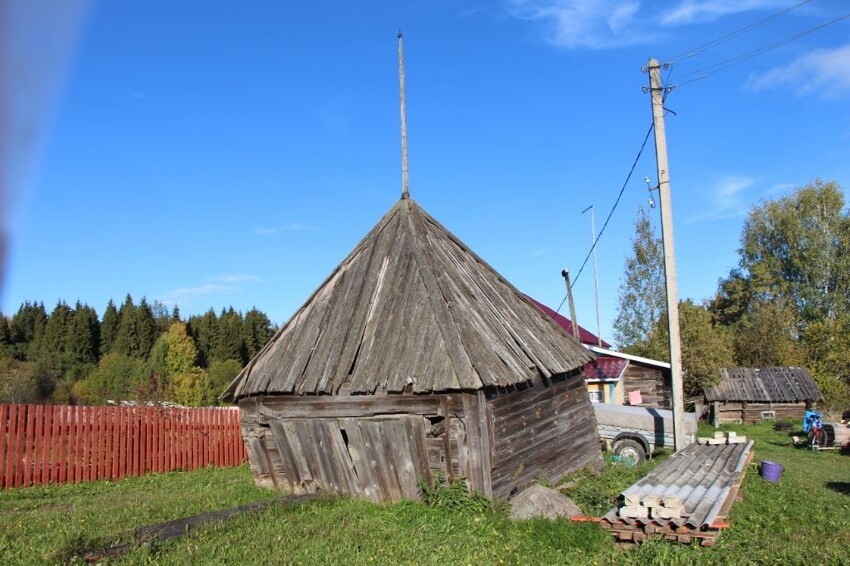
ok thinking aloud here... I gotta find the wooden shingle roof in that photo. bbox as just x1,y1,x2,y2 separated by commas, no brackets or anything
224,198,593,400
703,367,823,403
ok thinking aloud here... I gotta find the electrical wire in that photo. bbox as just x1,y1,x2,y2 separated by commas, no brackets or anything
555,121,655,315
666,0,812,64
672,10,850,88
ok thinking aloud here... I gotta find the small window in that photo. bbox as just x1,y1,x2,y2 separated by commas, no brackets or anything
588,390,604,404
761,411,775,420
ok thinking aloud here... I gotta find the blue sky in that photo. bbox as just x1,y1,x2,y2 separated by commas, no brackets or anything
4,1,850,344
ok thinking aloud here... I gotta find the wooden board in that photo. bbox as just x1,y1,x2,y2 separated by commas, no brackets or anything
257,395,440,421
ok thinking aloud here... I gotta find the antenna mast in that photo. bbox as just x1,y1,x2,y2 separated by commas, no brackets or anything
582,205,603,347
398,31,410,199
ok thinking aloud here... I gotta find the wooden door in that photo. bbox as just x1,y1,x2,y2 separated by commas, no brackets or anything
268,415,430,502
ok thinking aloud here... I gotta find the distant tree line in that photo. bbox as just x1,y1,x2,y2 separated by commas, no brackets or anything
613,180,850,410
0,296,276,406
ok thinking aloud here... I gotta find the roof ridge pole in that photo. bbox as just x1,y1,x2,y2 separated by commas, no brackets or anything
398,30,410,200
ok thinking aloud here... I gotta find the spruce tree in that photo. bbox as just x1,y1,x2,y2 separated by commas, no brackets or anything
69,302,100,367
151,299,171,335
243,307,273,360
37,302,74,364
0,312,11,345
214,308,246,364
187,309,219,367
0,312,11,359
113,295,140,358
136,298,158,359
9,302,48,360
170,305,181,323
100,299,120,355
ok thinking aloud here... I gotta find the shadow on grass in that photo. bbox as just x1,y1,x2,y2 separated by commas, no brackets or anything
825,482,850,496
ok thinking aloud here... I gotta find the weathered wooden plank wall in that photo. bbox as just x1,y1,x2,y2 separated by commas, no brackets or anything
487,375,603,500
241,396,442,502
241,383,602,503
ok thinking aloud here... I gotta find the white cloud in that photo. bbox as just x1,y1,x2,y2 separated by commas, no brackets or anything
688,176,756,222
766,182,796,197
168,284,236,298
531,248,547,257
162,274,262,307
505,0,793,49
506,0,648,49
254,223,318,236
208,274,263,284
661,0,786,26
745,44,850,99
283,223,318,231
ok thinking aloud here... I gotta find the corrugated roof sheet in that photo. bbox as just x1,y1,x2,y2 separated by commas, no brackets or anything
704,367,823,403
602,440,754,530
223,198,594,400
583,357,628,380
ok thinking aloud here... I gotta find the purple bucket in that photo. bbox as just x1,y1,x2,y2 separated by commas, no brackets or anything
760,460,783,483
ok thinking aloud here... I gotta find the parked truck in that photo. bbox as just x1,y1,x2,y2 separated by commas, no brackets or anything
593,403,698,465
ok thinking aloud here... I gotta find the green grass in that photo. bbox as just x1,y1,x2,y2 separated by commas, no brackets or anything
0,466,271,564
2,421,849,564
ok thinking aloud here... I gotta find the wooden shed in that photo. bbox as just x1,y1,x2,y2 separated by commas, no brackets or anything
222,196,603,502
704,367,823,425
584,346,672,409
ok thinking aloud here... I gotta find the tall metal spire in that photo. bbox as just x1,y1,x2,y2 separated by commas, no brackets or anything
398,31,410,199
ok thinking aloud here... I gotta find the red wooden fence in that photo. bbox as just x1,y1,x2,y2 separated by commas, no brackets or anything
0,404,247,489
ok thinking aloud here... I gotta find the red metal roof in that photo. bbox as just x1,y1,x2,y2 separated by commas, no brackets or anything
526,295,611,347
583,357,628,380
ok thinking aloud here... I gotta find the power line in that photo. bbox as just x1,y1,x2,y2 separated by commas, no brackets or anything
555,121,655,315
666,0,812,64
672,10,850,88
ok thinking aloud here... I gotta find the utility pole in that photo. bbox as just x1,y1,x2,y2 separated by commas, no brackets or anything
646,58,686,451
398,31,410,199
582,205,603,347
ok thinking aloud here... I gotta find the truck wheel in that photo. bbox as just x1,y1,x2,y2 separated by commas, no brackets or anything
613,439,645,466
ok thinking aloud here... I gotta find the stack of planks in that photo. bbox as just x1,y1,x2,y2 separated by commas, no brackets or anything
602,517,729,546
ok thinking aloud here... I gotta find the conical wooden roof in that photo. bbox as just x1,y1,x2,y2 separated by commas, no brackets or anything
225,198,593,400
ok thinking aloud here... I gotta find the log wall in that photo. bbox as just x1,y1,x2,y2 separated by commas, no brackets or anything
623,365,671,409
712,401,807,425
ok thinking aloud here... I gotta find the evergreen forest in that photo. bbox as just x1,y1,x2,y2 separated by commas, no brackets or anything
0,296,275,406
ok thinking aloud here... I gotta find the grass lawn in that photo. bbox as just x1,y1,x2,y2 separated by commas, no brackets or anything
1,421,848,564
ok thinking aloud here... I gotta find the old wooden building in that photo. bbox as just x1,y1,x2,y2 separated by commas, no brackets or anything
583,346,672,409
704,367,823,425
223,197,603,502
